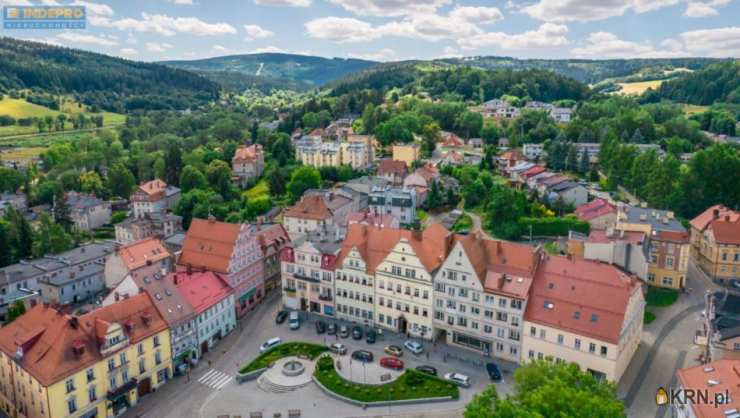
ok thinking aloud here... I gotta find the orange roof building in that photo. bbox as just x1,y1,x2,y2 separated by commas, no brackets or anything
522,254,644,381
232,144,265,187
131,178,181,219
675,359,740,418
105,237,172,289
690,205,740,286
0,294,172,418
178,218,265,317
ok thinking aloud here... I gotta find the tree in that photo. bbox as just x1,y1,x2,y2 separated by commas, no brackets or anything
165,140,182,186
426,180,443,210
179,165,208,193
578,148,590,174
287,166,321,203
0,167,24,193
52,189,73,231
205,160,233,198
267,166,288,197
107,162,136,198
487,185,522,240
5,300,26,324
421,122,440,158
646,155,681,209
269,132,294,166
80,171,105,196
174,189,226,229
565,144,579,172
5,208,33,260
455,111,483,139
465,360,625,417
0,220,13,267
33,214,74,257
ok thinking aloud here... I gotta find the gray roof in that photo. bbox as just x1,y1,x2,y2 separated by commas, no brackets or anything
291,225,343,254
66,192,107,211
622,206,686,233
164,233,187,247
550,181,584,192
0,242,115,286
343,176,391,196
39,260,105,286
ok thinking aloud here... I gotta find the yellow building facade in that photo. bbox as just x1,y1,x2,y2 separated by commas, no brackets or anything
0,294,172,418
391,144,420,167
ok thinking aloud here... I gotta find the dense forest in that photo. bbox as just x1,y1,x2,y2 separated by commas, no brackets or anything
653,61,740,105
0,38,219,112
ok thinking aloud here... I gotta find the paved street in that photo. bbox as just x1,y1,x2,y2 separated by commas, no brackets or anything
123,291,512,418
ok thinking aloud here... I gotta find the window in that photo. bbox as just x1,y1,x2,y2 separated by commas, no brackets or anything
557,334,564,344
88,386,96,402
153,335,161,347
139,358,146,374
86,369,95,383
510,299,522,310
65,378,75,393
67,397,77,414
530,326,536,336
589,343,596,354
666,256,674,268
499,298,507,308
575,339,581,350
155,351,162,365
539,329,546,339
600,346,608,356
662,277,673,286
528,350,534,359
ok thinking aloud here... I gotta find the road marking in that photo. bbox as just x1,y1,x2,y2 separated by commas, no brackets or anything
197,369,232,390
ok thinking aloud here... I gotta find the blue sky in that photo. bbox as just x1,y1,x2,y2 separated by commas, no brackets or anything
2,0,739,62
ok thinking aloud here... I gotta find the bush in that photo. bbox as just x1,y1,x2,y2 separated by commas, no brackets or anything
518,215,589,237
239,342,328,373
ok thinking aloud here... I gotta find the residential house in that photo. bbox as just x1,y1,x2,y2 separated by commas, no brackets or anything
495,150,527,172
578,229,649,280
347,211,399,230
114,212,183,244
573,143,664,163
102,271,198,369
616,205,690,289
368,185,417,225
0,191,27,216
433,233,541,363
575,198,618,230
522,143,545,160
468,138,484,150
65,192,111,231
295,138,341,168
336,224,452,339
130,179,181,219
178,218,264,317
440,132,465,149
231,144,265,188
0,243,114,321
550,107,573,123
38,259,106,306
403,163,440,205
0,294,172,418
253,223,291,293
377,159,408,185
341,135,375,169
690,205,740,287
522,255,644,382
546,181,588,207
673,359,740,418
281,226,341,317
392,143,420,167
104,237,172,290
283,191,357,237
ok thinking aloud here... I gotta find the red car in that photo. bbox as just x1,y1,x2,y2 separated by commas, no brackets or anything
380,356,404,370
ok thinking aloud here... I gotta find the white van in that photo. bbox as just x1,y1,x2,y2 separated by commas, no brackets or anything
259,337,282,353
289,311,300,330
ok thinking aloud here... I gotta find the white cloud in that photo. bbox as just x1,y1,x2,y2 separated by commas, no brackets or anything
0,0,32,5
169,0,197,4
254,0,310,6
348,48,396,61
100,13,236,36
119,48,137,56
55,32,118,47
684,2,718,15
571,32,689,58
73,0,114,16
522,0,683,22
458,23,569,50
20,37,62,46
212,45,230,53
327,0,451,17
252,46,286,53
449,6,504,24
145,42,174,52
305,17,381,42
244,24,274,40
436,46,464,59
680,26,740,56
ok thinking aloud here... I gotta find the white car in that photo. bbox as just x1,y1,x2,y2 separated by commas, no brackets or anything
444,372,471,388
404,340,424,355
328,343,347,355
259,337,282,353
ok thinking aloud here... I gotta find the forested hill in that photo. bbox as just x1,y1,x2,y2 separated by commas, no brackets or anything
162,53,378,90
0,37,219,112
330,62,590,102
654,61,740,105
441,56,724,84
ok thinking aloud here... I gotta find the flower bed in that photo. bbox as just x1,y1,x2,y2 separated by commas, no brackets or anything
313,355,459,403
239,342,327,374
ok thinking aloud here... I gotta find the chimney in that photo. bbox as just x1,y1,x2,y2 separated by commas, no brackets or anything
68,317,79,329
725,215,730,222
713,208,720,219
412,228,422,241
187,263,193,275
141,311,153,325
72,339,85,357
114,292,120,302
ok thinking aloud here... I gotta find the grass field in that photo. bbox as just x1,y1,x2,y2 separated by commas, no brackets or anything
0,147,47,162
617,80,663,95
244,179,269,200
239,342,327,374
680,104,710,116
0,97,60,118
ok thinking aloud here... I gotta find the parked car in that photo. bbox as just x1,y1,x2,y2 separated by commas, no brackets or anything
366,329,377,344
315,320,327,334
486,362,502,381
259,337,282,353
289,311,300,330
328,343,347,355
444,372,471,388
351,325,363,340
327,323,337,335
380,357,404,370
275,310,289,324
351,350,374,363
404,340,423,354
415,365,437,376
339,325,349,338
384,345,403,357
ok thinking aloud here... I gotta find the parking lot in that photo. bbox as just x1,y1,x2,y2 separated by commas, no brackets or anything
125,295,514,418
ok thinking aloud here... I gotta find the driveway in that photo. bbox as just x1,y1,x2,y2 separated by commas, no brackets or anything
123,293,512,418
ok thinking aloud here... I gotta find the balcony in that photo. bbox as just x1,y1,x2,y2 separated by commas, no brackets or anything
318,294,333,302
107,360,129,374
293,272,321,283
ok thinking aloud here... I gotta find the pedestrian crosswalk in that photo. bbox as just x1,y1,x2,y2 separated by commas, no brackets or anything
198,369,233,390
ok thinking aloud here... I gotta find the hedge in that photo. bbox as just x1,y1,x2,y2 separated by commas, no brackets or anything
239,342,328,374
518,215,590,237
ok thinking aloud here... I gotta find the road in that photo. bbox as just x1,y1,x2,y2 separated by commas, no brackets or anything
123,291,511,418
466,211,491,239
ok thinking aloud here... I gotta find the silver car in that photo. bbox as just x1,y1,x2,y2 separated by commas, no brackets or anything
444,372,471,388
328,343,347,355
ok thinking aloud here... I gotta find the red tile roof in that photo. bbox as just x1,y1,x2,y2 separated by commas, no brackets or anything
136,179,168,199
654,230,690,243
689,205,739,231
525,255,641,344
118,237,170,271
588,229,645,246
336,224,452,275
347,211,398,228
0,293,167,386
522,165,546,178
178,218,242,273
377,159,408,176
172,271,233,315
710,219,740,245
283,194,333,221
676,359,740,418
575,198,617,222
233,144,262,163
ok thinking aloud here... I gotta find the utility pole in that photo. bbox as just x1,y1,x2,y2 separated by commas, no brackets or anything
702,290,716,364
